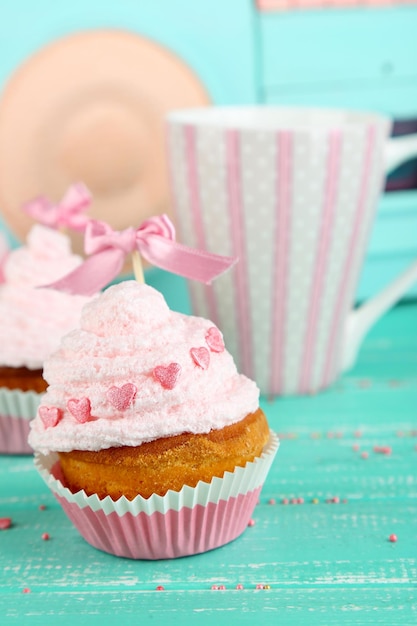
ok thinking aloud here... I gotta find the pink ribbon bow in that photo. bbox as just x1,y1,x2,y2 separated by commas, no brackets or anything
44,215,236,295
22,183,91,232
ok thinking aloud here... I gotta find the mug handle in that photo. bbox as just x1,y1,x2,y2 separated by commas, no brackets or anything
342,133,417,372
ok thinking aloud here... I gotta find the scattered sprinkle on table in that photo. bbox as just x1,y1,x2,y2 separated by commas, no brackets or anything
0,517,12,530
389,534,398,543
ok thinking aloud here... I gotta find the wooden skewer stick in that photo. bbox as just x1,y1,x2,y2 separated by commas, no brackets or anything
131,250,145,284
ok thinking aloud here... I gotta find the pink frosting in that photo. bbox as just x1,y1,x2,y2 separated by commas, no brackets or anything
28,281,259,453
0,225,93,369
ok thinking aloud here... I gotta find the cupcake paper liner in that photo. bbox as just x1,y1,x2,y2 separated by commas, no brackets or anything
0,387,42,454
34,431,279,559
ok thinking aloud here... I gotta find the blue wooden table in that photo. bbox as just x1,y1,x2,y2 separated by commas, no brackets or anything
1,299,416,625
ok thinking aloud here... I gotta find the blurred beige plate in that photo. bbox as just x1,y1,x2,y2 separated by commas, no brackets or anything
0,29,209,255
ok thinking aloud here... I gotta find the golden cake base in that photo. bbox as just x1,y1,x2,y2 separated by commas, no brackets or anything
58,408,269,500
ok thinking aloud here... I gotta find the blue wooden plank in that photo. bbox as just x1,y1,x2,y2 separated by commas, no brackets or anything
259,7,417,117
2,587,416,626
259,7,417,88
366,191,417,256
357,254,417,301
264,81,417,119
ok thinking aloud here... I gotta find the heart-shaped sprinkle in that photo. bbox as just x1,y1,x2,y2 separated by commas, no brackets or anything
67,397,92,423
190,347,210,370
153,363,181,390
205,326,225,353
107,383,137,411
39,406,62,429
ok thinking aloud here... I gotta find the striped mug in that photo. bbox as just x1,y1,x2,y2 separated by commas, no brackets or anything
166,107,417,396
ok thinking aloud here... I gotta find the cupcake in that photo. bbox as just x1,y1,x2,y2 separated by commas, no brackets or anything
29,281,278,559
0,225,93,453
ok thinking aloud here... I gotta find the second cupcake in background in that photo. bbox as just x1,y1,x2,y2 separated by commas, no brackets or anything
0,184,95,454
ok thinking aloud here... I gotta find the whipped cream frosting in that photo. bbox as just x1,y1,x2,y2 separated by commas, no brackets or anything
0,225,92,369
29,281,259,453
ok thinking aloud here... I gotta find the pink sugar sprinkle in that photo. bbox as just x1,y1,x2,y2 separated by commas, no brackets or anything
361,451,369,459
153,363,181,390
297,497,304,504
39,504,46,511
205,326,225,353
256,584,264,590
236,584,244,590
190,346,210,370
388,379,402,387
354,430,363,438
374,445,392,455
156,586,165,591
107,383,137,410
22,588,31,594
0,517,12,530
41,533,50,541
281,498,289,505
67,396,92,423
352,444,360,452
389,534,397,543
39,405,62,429
247,519,255,527
268,498,276,505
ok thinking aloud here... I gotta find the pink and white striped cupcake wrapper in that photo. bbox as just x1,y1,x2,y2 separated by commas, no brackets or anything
34,432,279,560
167,107,389,396
0,387,41,454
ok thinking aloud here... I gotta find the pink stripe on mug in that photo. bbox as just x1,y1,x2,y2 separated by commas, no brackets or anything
225,129,254,379
299,130,342,394
269,131,293,395
321,125,377,388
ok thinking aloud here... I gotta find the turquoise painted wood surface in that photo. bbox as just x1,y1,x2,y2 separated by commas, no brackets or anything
1,301,416,625
258,6,417,117
357,189,417,301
